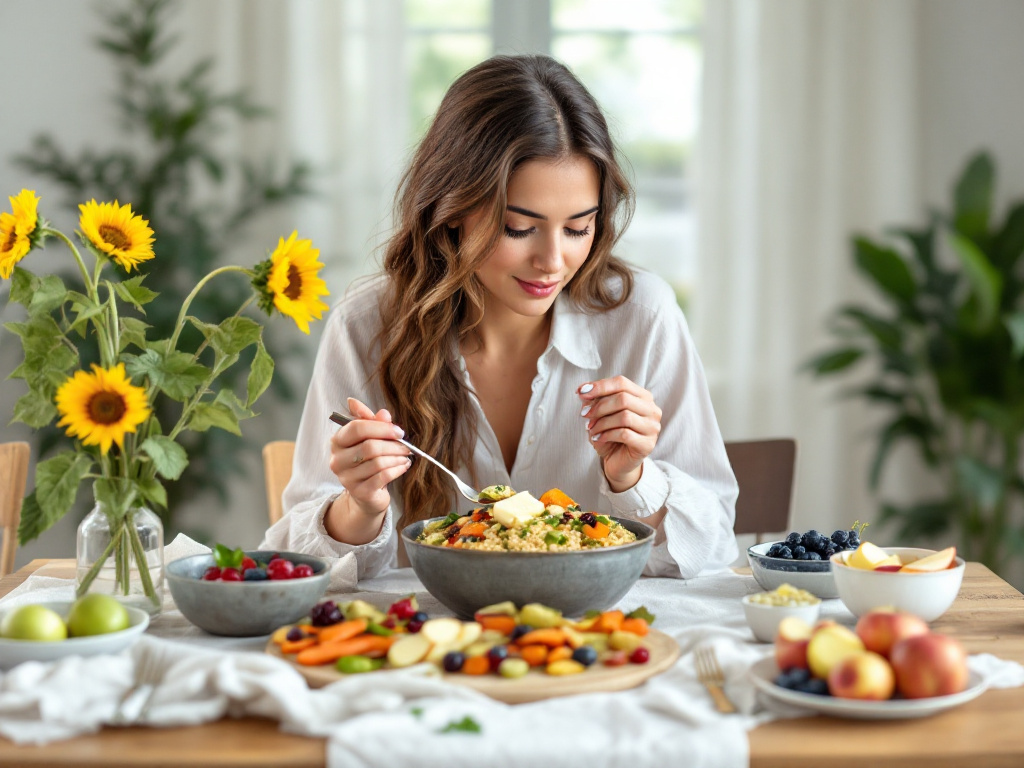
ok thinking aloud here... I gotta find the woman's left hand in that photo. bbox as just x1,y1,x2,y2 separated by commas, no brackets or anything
577,376,662,493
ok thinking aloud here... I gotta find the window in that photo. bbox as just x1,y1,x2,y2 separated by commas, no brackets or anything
404,0,703,298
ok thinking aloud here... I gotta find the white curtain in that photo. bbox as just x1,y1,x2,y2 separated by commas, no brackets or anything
695,0,926,537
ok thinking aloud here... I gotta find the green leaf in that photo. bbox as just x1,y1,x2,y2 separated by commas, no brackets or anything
853,237,917,304
140,435,189,481
213,544,244,569
119,317,150,351
804,348,864,375
94,477,138,520
953,152,994,240
187,401,242,435
67,294,108,335
125,349,209,401
955,455,1004,510
439,716,482,734
1005,312,1024,359
246,340,274,407
21,452,94,544
28,274,67,315
837,307,902,351
134,477,168,509
113,275,159,310
214,389,255,421
191,316,263,357
949,232,1002,332
11,389,58,428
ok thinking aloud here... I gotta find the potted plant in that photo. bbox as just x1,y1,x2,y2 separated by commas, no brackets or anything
805,151,1024,576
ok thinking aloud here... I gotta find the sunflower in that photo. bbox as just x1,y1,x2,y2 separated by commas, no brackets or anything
55,364,151,455
78,199,155,271
0,189,40,279
257,231,330,334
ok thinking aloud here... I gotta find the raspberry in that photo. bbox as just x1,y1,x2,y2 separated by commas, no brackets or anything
292,563,314,579
202,566,221,581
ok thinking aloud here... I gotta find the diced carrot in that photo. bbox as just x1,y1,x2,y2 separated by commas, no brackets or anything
279,636,318,655
295,634,396,666
515,628,567,648
591,610,625,634
582,521,610,539
539,488,577,509
318,618,369,645
547,646,573,663
459,522,488,538
476,614,517,635
519,644,549,667
470,508,492,522
461,655,491,675
620,618,650,636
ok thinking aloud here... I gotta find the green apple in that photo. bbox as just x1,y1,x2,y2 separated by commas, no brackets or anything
67,594,130,637
0,604,68,641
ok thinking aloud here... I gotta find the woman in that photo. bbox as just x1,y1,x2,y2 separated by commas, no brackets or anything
261,54,738,578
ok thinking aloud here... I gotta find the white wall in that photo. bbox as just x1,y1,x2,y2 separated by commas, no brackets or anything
3,0,1024,574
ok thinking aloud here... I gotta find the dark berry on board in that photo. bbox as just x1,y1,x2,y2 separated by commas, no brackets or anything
286,626,307,642
487,645,510,671
310,601,344,627
572,646,598,666
442,651,465,673
510,624,534,642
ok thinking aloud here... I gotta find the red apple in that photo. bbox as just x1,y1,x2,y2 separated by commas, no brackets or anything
855,609,930,659
774,616,813,670
807,624,865,679
827,651,896,700
890,633,969,699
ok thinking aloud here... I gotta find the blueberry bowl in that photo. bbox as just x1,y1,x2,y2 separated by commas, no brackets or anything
166,550,330,636
746,542,839,599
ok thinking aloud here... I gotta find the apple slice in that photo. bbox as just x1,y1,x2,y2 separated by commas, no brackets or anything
419,618,463,646
900,546,956,573
872,554,903,571
387,634,432,668
847,542,892,570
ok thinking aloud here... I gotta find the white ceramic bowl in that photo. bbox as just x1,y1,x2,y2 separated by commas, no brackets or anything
829,547,965,622
0,600,149,670
741,594,822,643
746,542,839,599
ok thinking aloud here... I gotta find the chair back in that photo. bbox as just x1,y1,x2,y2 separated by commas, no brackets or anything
262,440,295,526
725,438,797,543
0,442,30,576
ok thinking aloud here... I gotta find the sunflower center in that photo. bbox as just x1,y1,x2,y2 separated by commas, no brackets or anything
285,265,303,300
98,224,131,251
88,391,128,425
1,228,16,254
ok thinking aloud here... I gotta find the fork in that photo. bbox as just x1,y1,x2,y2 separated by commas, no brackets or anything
329,411,483,504
694,645,737,714
112,651,165,725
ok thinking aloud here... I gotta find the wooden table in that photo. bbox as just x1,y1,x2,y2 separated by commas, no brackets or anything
2,559,1023,767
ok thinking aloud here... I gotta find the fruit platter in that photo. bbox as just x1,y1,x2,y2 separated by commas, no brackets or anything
265,596,680,704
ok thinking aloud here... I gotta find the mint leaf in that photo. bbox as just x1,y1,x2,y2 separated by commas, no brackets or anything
213,544,244,569
439,716,481,734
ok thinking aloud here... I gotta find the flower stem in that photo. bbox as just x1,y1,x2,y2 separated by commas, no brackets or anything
75,524,123,598
43,228,92,295
168,265,252,351
127,518,160,608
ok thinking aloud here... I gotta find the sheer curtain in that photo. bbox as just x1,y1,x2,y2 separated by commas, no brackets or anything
695,0,925,536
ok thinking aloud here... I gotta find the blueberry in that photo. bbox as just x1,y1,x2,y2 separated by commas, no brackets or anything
792,545,806,558
776,667,810,689
775,545,793,559
831,529,849,546
767,543,784,557
442,651,465,672
821,542,836,558
410,611,428,624
509,624,534,642
848,533,861,548
800,530,820,550
572,646,598,666
805,551,822,560
798,678,830,696
785,532,802,547
243,568,268,581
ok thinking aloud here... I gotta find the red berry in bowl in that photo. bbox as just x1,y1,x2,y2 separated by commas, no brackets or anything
267,558,294,580
292,563,314,579
202,566,222,581
241,556,257,571
220,568,243,581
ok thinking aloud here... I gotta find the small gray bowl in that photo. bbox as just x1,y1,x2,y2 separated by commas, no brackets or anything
401,517,655,619
166,550,330,636
747,542,839,599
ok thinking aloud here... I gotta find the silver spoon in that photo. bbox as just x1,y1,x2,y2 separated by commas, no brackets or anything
329,411,482,504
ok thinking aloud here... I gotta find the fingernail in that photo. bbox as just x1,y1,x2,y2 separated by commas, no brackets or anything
579,383,594,394
580,405,591,417
382,409,392,421
590,433,601,442
393,425,405,438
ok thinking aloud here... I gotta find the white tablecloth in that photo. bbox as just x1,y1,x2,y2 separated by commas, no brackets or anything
1,535,1022,768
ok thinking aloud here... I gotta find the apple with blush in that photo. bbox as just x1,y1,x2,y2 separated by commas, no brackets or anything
827,651,896,700
890,633,969,699
774,616,813,671
807,623,865,680
855,608,930,659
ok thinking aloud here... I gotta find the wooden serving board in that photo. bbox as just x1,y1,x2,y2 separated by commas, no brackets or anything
266,628,680,705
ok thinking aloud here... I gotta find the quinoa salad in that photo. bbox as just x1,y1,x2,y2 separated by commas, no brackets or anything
415,486,638,552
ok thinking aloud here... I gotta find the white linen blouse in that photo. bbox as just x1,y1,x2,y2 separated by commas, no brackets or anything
260,268,739,579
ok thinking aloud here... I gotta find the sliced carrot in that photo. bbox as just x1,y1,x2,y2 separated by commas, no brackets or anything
515,628,567,648
519,644,549,667
591,610,625,634
539,488,577,509
459,522,488,538
470,508,492,522
476,614,517,635
547,646,573,663
582,521,610,540
461,655,491,675
279,636,318,655
318,618,369,645
295,634,396,666
620,617,650,636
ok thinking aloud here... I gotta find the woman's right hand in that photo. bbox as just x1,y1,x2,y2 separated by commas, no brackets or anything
328,397,412,516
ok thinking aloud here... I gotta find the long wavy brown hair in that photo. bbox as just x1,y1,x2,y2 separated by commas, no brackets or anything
376,54,635,523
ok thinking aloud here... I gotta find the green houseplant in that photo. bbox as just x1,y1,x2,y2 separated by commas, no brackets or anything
806,152,1024,576
13,0,313,535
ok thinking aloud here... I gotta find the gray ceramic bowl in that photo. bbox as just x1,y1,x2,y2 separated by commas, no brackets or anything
401,517,655,619
166,550,330,636
747,542,839,599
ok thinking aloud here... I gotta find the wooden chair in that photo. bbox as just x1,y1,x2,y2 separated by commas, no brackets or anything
725,438,797,543
262,440,295,526
1,442,30,577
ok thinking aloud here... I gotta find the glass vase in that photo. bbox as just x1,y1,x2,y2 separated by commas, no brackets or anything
76,499,164,615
